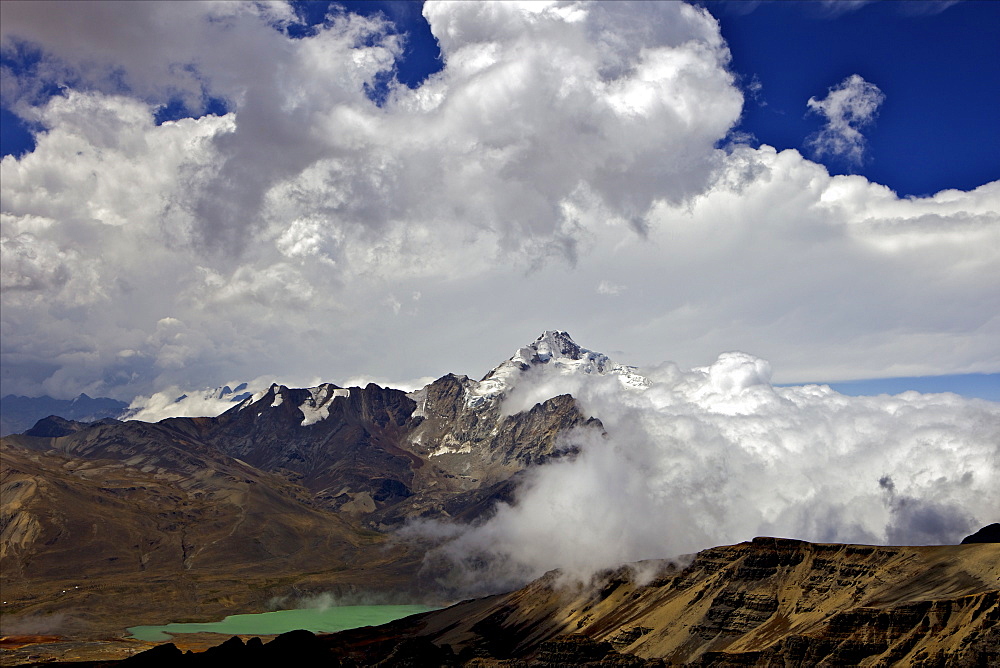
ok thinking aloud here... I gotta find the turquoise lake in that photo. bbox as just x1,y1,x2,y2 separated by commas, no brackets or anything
127,604,439,641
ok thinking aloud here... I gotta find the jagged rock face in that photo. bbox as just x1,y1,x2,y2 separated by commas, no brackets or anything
192,375,600,525
205,382,422,515
408,374,599,480
376,385,600,527
329,538,999,667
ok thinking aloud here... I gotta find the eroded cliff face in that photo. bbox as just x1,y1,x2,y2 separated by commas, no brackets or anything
393,373,602,526
390,538,1000,666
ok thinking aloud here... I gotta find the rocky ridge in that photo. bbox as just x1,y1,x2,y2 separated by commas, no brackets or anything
41,535,999,666
313,536,1000,666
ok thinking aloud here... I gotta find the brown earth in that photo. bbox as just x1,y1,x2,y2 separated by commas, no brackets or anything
12,538,995,666
321,537,1000,666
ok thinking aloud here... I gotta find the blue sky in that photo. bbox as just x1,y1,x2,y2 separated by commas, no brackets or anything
711,0,1000,197
824,373,999,402
0,0,997,404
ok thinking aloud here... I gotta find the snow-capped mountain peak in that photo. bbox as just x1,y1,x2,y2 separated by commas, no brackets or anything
467,330,649,407
512,330,583,366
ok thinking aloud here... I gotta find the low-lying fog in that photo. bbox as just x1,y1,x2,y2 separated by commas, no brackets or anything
406,351,999,596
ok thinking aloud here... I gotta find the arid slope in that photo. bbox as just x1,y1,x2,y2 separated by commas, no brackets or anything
360,537,999,665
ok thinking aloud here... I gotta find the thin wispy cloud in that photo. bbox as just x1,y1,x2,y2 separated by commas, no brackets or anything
806,74,885,164
597,280,624,296
816,1,872,18
898,1,962,17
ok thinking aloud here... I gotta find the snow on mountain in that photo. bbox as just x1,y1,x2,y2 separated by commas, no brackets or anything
465,330,649,412
298,384,351,426
236,382,351,426
406,385,431,420
125,382,258,422
129,331,637,425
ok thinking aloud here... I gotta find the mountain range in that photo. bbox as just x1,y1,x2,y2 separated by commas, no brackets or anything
0,384,259,437
1,331,996,665
1,332,608,636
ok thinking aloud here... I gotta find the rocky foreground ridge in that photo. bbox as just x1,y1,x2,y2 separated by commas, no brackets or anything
320,535,999,666
18,535,999,666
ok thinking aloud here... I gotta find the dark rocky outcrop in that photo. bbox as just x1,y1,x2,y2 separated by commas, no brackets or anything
530,634,659,666
961,523,1000,544
113,631,336,667
119,642,183,666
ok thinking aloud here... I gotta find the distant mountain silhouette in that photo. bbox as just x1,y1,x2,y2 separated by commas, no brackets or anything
961,523,1000,544
0,393,128,436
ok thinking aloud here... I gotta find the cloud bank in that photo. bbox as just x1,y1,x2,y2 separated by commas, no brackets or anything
1,1,998,401
413,351,1000,595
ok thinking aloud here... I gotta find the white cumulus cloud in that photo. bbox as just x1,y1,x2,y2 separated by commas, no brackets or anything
413,351,1000,595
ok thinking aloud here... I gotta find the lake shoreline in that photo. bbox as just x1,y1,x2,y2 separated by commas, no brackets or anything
127,604,441,642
